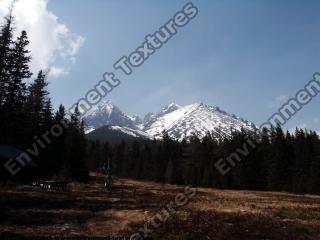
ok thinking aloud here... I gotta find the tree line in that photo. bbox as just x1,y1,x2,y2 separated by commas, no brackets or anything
88,126,320,195
0,12,88,182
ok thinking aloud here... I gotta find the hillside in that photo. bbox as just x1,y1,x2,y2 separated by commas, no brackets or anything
1,174,320,239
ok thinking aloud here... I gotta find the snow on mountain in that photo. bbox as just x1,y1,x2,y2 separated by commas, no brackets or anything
143,102,181,127
86,125,152,142
127,115,143,125
143,112,155,125
143,103,257,141
159,102,182,116
109,126,152,139
83,99,257,141
85,127,95,134
83,99,142,130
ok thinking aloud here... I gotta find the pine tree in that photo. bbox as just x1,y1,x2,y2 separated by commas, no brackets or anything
26,70,50,135
6,30,32,110
0,11,14,107
254,127,270,190
51,105,68,175
0,11,14,144
292,128,308,193
43,98,53,129
64,106,89,182
3,30,32,146
306,131,320,194
267,126,289,191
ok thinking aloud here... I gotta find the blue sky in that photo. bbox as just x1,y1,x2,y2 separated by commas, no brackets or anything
7,0,320,132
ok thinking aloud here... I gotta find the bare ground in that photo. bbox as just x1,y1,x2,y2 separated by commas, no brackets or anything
1,173,320,239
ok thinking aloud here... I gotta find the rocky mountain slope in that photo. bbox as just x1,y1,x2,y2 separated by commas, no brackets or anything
83,100,256,141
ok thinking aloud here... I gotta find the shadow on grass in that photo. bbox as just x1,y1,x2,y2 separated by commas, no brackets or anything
126,210,319,240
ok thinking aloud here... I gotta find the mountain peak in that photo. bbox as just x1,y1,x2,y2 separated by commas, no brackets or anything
84,100,256,142
83,99,139,130
87,99,114,116
191,102,204,108
160,102,181,115
144,102,256,141
164,102,181,108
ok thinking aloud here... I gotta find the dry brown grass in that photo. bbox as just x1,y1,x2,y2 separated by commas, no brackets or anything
1,174,320,239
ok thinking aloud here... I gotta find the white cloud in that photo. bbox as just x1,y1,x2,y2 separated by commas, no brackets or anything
313,117,319,124
49,66,68,78
0,0,85,78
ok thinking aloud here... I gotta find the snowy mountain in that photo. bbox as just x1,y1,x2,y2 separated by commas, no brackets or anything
83,99,142,132
143,103,256,141
83,100,257,142
143,102,181,126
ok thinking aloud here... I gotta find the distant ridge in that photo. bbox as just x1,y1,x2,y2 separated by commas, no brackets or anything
83,100,256,141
